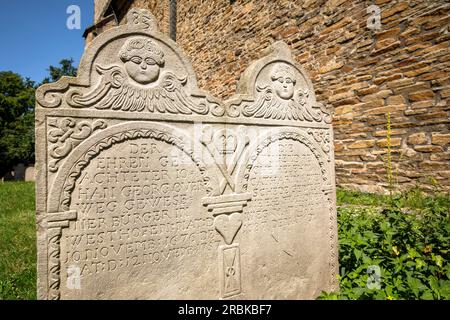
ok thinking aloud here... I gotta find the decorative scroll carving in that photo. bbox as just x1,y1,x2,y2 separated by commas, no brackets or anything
59,128,213,211
48,118,106,172
307,128,331,162
319,103,333,124
35,78,72,108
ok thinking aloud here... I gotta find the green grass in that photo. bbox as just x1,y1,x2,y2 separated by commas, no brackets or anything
337,188,388,207
336,187,450,211
0,181,36,300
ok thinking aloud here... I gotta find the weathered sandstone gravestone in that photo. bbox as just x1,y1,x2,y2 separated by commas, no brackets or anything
35,8,338,300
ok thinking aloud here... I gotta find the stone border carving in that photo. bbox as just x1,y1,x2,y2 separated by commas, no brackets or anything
44,210,77,300
47,228,62,300
323,187,339,291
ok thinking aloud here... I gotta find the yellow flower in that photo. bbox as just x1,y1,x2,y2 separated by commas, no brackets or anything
387,295,394,300
392,246,400,256
423,245,432,254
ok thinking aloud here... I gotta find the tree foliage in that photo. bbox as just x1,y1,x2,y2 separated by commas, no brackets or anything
0,59,77,177
42,58,77,84
0,72,35,176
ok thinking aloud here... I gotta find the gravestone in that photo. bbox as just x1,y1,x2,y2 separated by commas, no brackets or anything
13,163,25,181
35,8,338,300
25,165,36,182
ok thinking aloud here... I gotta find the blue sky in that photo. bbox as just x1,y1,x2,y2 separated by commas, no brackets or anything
0,0,94,83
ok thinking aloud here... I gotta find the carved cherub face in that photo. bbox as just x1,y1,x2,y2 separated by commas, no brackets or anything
119,37,165,84
271,64,296,100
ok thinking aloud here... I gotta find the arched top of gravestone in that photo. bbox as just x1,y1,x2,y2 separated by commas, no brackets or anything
35,9,223,116
35,8,331,125
225,41,332,123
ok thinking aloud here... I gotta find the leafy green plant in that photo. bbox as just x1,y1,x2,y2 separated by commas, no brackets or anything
319,189,450,300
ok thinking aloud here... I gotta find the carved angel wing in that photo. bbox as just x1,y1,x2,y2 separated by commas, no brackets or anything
241,85,305,120
67,65,208,115
242,85,330,122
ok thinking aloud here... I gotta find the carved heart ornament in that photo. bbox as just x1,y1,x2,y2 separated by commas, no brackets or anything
214,213,243,245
